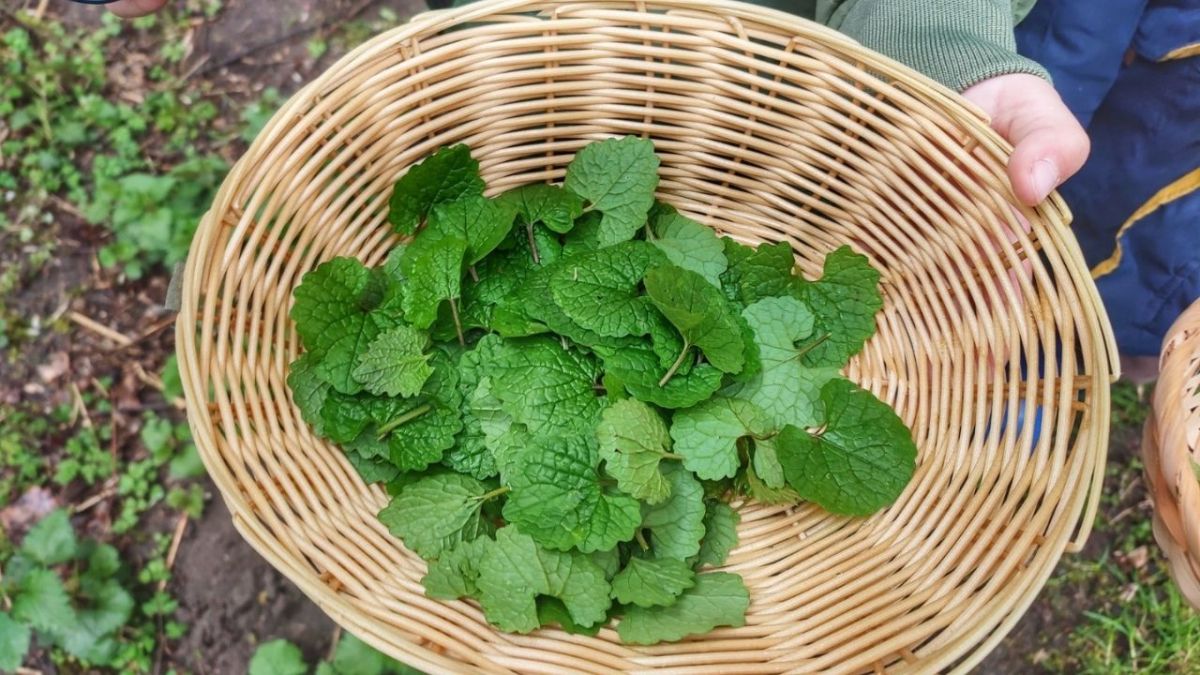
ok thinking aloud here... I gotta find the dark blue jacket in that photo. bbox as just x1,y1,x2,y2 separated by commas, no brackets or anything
1017,0,1200,356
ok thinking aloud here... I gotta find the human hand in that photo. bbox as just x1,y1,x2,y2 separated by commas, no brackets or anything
963,73,1090,206
107,0,168,18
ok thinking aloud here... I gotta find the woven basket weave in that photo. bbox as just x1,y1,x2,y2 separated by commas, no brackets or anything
176,1,1118,672
1145,299,1200,609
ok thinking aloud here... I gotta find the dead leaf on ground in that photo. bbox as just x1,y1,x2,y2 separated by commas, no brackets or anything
37,351,70,383
1127,545,1149,570
0,486,59,532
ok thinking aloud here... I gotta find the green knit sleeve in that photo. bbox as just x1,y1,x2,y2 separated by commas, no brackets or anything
816,0,1049,92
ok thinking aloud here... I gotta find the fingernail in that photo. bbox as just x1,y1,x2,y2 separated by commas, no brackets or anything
1031,159,1059,201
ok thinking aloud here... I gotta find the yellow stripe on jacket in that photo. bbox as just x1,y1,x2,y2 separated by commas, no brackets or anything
1092,167,1200,279
1161,42,1200,61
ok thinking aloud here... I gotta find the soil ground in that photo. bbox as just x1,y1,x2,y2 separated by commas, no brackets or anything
1,1,1186,673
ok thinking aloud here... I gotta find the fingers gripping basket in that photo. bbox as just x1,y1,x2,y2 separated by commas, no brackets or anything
176,1,1117,672
1146,299,1200,609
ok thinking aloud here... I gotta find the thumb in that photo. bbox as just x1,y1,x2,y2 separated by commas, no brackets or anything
964,74,1090,206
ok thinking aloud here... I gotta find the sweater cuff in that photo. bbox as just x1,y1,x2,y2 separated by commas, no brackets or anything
893,32,1051,92
827,0,1051,93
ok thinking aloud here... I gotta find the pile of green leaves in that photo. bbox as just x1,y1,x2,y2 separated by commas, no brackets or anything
286,137,917,643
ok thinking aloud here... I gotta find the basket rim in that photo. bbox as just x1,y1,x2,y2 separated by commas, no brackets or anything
175,1,1119,672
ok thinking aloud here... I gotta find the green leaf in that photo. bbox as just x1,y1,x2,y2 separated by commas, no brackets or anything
550,241,666,338
388,144,485,235
752,438,786,488
641,463,706,560
470,378,527,480
422,537,491,600
776,379,916,516
442,432,497,480
536,597,603,636
378,474,495,559
561,210,606,256
503,434,642,553
650,212,727,287
589,548,622,580
670,397,773,481
291,257,376,355
11,568,75,636
21,509,77,565
321,391,376,444
388,422,457,474
383,355,465,472
344,440,393,481
461,231,560,333
598,341,722,410
330,633,411,675
85,543,122,581
732,310,763,383
499,264,613,347
458,334,506,392
344,448,397,485
444,338,505,480
61,579,135,661
315,314,387,395
499,183,584,234
169,443,206,480
695,502,740,568
616,572,749,644
596,399,675,504
564,136,660,246
288,353,330,436
489,337,604,435
352,325,433,398
476,528,612,633
249,639,309,675
295,266,405,395
401,233,467,330
720,238,794,306
791,246,882,367
645,265,746,374
427,193,517,265
742,462,801,505
0,612,31,673
732,296,839,430
611,557,695,608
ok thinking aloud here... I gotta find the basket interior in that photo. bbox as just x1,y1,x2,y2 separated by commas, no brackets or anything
177,2,1116,673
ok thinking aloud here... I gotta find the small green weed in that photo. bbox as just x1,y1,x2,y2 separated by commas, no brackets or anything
89,154,228,279
54,425,116,486
1111,381,1151,428
0,8,239,280
0,407,48,504
249,634,425,675
112,413,207,534
1067,566,1200,673
239,87,284,143
0,510,186,672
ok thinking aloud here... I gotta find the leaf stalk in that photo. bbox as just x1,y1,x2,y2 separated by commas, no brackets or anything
377,403,433,438
658,342,692,387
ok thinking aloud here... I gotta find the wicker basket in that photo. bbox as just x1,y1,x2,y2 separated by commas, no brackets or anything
175,1,1118,672
1145,299,1200,609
